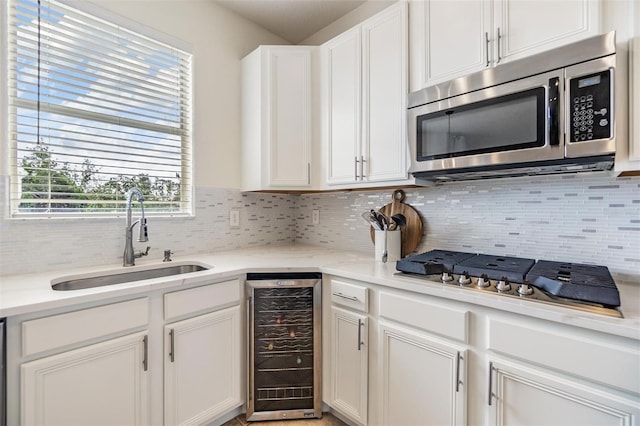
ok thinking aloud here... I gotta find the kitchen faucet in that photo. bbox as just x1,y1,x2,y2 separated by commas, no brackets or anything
123,187,149,267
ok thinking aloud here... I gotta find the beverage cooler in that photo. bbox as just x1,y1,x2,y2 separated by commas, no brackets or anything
246,273,322,421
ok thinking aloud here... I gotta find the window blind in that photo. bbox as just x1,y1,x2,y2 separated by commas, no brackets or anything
7,0,193,216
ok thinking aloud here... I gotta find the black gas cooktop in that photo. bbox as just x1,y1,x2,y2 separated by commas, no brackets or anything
395,250,621,317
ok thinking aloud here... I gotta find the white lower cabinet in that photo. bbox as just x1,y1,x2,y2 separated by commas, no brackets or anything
378,322,466,426
12,279,243,426
329,305,368,425
488,359,640,426
164,305,241,426
21,331,150,426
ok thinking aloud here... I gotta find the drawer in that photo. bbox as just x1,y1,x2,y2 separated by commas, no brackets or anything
164,279,240,321
22,298,149,357
330,279,369,313
489,318,640,395
379,291,469,343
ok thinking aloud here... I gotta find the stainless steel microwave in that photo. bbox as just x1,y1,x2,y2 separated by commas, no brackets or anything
408,32,617,182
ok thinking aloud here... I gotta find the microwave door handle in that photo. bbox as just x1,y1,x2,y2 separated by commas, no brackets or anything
548,77,560,146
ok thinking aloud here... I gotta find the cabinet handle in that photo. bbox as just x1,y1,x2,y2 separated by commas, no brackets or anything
357,318,365,351
488,361,494,406
332,292,358,302
307,163,311,185
496,27,502,64
455,351,462,392
485,32,490,66
169,329,175,363
142,335,148,372
354,156,359,181
360,156,366,179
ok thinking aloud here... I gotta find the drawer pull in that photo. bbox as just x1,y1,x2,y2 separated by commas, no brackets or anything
455,351,462,392
488,361,494,406
142,335,149,372
169,329,175,363
332,292,358,302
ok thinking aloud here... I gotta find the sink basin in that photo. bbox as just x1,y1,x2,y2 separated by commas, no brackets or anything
52,264,209,291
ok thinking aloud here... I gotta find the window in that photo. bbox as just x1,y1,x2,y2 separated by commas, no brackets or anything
7,0,193,217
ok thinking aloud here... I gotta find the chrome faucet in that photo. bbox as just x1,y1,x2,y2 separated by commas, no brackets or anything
123,188,149,267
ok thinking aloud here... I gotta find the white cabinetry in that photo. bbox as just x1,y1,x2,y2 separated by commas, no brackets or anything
163,280,242,425
328,279,369,425
12,279,243,426
20,298,151,425
617,0,640,173
241,46,314,191
489,359,639,426
378,291,468,426
22,332,149,426
323,2,409,188
164,306,241,425
487,315,640,426
410,0,602,90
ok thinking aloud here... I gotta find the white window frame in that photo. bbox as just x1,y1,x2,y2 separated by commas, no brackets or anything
5,0,194,218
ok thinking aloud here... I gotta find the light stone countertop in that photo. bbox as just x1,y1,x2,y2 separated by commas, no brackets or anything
1,244,638,340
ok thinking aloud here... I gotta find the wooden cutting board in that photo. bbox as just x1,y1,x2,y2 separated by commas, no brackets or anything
370,189,423,257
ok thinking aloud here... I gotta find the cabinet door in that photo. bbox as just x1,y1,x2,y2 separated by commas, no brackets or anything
489,359,640,426
21,332,149,426
267,48,312,187
362,2,408,182
494,0,601,64
324,28,362,185
409,0,491,90
379,322,466,426
164,305,241,426
330,306,368,425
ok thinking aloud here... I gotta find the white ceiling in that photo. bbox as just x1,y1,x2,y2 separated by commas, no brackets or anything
214,0,367,44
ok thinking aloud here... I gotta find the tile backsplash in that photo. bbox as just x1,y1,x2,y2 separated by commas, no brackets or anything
296,173,640,286
1,173,639,286
0,182,297,276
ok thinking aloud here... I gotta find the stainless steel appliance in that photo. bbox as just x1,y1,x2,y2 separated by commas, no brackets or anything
408,32,618,182
396,250,622,318
246,273,322,421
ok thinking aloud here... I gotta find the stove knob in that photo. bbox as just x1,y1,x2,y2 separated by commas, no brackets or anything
476,274,491,288
496,277,511,292
518,283,534,296
458,272,472,286
441,272,454,282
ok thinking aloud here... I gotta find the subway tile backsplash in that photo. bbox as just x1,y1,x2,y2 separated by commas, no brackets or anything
1,173,639,286
296,173,640,286
0,181,297,276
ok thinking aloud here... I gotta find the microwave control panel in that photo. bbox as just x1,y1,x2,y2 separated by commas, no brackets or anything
569,70,611,143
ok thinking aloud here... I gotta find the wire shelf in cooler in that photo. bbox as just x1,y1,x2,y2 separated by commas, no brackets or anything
256,386,314,402
255,288,313,298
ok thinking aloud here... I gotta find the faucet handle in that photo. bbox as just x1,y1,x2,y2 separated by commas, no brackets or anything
135,246,151,259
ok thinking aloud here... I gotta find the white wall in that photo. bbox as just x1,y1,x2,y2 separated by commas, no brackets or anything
62,0,289,189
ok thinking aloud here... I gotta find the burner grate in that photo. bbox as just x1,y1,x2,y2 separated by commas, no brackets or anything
453,254,535,284
526,260,620,307
396,250,476,275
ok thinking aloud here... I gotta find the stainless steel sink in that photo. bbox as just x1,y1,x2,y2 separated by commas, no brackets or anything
52,264,209,291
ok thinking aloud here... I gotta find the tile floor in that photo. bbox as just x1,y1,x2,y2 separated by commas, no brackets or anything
222,412,347,426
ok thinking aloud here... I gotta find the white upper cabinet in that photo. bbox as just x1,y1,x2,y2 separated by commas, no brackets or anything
410,0,602,91
323,2,409,188
241,46,314,191
409,0,491,90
